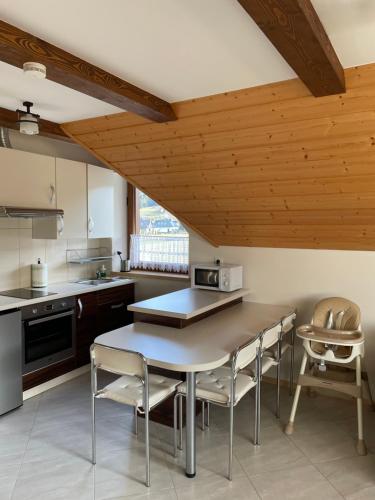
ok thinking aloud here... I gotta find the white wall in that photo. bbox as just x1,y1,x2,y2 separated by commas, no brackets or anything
0,217,110,290
132,276,188,302
190,231,375,391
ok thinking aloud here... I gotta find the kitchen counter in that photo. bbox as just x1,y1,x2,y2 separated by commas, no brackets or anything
98,301,293,371
0,278,136,312
128,287,250,319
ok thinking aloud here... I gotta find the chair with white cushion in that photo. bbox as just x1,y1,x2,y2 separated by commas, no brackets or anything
239,321,285,441
90,343,182,487
257,313,297,418
191,315,296,434
175,334,261,480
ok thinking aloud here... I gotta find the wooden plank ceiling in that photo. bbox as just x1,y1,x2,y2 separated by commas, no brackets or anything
62,63,375,251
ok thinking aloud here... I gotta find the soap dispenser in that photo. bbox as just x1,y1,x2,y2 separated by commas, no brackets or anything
100,264,107,279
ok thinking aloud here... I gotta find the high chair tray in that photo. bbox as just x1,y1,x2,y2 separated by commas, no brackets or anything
296,324,364,345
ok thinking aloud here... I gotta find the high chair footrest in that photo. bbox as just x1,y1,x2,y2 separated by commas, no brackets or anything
298,374,362,398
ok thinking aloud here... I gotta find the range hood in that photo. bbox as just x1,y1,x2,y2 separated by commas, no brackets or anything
0,206,64,218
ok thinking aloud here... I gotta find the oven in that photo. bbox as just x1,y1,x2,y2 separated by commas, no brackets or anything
22,297,76,374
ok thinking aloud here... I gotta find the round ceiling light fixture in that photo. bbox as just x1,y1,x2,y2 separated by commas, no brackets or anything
23,62,47,79
16,101,40,135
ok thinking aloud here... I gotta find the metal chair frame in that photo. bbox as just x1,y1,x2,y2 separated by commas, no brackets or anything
273,314,297,418
90,343,179,487
174,327,279,481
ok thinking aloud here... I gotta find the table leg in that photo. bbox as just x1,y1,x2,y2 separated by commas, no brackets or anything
185,372,196,478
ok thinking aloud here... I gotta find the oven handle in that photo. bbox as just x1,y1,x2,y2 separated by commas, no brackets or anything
25,309,74,327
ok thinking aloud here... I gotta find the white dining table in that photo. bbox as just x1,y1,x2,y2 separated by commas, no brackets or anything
94,300,295,478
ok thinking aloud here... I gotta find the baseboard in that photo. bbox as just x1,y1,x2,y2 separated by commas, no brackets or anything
23,364,90,400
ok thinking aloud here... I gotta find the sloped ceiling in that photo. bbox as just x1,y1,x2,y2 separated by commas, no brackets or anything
62,63,375,250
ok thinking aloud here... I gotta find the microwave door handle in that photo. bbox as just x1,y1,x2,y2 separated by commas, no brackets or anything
26,310,74,327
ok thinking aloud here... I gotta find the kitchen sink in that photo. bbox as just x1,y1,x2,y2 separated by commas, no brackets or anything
76,278,124,286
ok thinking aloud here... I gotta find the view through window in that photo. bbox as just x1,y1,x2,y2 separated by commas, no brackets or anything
138,190,188,236
130,190,189,273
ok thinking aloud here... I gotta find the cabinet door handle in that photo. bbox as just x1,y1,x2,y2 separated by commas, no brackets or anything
77,298,83,319
49,185,56,205
111,302,125,310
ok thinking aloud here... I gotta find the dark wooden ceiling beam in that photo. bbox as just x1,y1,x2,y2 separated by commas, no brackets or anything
237,0,345,96
0,106,72,142
0,20,176,123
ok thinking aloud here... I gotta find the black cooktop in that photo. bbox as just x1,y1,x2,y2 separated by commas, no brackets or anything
0,288,57,300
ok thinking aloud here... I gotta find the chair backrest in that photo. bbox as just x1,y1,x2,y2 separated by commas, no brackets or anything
233,335,261,371
262,322,282,350
91,344,145,379
282,312,296,333
312,297,361,331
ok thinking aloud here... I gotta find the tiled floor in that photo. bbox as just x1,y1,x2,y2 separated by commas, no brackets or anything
0,373,374,500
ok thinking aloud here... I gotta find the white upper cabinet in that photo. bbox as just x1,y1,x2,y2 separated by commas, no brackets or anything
56,158,87,239
0,148,56,208
87,164,114,239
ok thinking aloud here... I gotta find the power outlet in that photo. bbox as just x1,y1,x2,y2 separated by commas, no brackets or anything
214,256,223,265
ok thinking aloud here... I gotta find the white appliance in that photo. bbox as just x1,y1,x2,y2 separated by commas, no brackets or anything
191,263,243,292
0,309,22,415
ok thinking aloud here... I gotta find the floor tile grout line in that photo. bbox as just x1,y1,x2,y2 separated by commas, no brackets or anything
9,393,43,500
239,464,263,500
6,383,374,499
283,427,348,499
313,452,375,499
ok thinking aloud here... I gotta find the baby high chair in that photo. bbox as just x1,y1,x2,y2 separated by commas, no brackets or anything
285,297,371,456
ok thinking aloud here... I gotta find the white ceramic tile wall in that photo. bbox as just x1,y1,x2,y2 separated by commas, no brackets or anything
0,218,109,291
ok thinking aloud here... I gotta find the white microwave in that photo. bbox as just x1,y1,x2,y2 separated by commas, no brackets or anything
191,263,243,292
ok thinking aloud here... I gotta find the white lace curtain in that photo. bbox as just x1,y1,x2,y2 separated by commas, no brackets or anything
130,234,189,273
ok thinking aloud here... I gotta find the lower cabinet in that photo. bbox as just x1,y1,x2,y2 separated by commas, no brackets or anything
96,284,134,335
75,292,98,367
76,284,134,368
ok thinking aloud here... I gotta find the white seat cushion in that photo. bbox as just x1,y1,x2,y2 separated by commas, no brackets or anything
96,373,181,409
242,355,278,377
177,366,255,404
264,342,290,360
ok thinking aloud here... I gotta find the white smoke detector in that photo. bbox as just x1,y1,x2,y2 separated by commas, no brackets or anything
23,62,47,79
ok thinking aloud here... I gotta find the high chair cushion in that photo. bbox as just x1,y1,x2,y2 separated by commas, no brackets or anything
96,373,181,409
177,366,256,404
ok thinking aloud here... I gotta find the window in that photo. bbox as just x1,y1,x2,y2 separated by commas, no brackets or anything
128,186,189,274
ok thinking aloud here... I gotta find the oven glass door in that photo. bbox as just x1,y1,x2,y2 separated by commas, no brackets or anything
23,310,74,373
194,268,219,288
